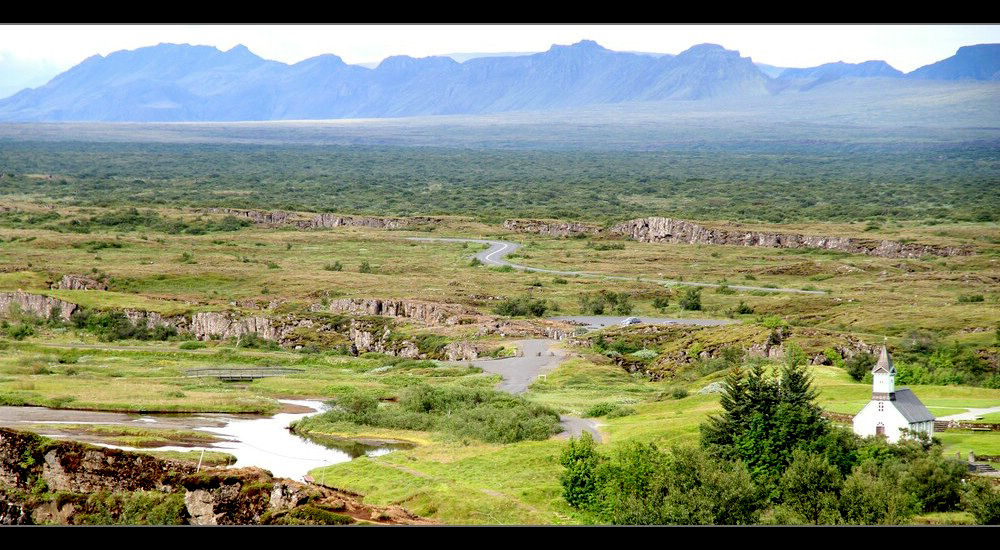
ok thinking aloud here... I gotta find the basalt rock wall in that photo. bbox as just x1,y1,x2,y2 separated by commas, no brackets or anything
54,274,107,291
315,298,486,326
610,217,970,258
0,291,76,321
502,219,602,238
196,208,441,230
189,311,281,341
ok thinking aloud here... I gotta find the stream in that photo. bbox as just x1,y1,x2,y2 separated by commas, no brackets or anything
0,399,410,482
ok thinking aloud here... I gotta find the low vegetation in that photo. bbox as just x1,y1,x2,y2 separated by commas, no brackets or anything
294,385,561,444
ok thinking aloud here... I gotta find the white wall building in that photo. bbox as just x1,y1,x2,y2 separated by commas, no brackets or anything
853,346,935,443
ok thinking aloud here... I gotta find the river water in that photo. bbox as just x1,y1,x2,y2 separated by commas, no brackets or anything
0,400,406,482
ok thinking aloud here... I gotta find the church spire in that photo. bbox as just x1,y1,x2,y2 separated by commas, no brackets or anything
872,345,895,374
871,346,896,400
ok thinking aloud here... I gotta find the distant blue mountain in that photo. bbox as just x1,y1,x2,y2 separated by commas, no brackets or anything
779,60,902,80
907,44,1000,80
0,40,995,122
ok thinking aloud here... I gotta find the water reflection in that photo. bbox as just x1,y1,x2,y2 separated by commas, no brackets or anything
0,400,413,482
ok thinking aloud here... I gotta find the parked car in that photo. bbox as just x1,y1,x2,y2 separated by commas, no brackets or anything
621,317,642,326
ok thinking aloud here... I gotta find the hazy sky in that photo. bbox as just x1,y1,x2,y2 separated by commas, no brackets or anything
2,24,998,73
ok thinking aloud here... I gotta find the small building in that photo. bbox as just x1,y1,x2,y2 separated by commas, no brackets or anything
852,346,935,443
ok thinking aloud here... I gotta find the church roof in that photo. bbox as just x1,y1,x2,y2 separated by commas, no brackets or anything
872,346,895,374
893,388,935,423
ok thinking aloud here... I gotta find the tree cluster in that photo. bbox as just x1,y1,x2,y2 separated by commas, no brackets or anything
560,355,991,524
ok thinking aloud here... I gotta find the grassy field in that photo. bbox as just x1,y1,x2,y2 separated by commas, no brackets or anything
0,204,997,524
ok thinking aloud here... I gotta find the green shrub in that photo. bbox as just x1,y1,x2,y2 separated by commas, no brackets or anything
359,261,372,273
845,352,875,382
559,433,604,509
324,261,343,271
679,287,702,311
179,341,206,350
962,477,1000,525
6,322,35,340
302,385,560,444
493,295,549,317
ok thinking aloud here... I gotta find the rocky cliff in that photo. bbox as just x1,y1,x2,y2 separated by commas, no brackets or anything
299,213,441,230
54,274,108,291
0,428,430,525
610,217,971,258
196,207,441,230
189,311,281,341
502,219,602,237
315,297,487,326
0,291,76,321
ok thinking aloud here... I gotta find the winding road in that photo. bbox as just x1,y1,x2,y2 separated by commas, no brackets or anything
413,234,827,444
407,236,828,295
454,338,603,442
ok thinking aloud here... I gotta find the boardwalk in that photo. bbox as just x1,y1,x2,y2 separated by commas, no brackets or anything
184,367,304,381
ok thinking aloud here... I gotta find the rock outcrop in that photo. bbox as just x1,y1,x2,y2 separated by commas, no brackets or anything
190,312,280,341
348,318,420,358
195,208,441,231
610,217,971,258
40,441,191,494
0,428,432,525
299,214,441,230
0,291,76,321
502,219,601,237
195,207,293,225
315,298,486,326
54,274,107,291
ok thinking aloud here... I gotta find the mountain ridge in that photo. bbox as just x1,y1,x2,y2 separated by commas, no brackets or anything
1,40,996,122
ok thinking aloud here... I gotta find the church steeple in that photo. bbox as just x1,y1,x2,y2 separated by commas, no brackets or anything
871,346,896,401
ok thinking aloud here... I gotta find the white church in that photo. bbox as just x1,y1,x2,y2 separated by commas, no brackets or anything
853,346,935,443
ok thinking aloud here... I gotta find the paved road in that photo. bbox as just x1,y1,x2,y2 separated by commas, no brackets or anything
407,236,828,295
443,339,603,442
936,406,1000,421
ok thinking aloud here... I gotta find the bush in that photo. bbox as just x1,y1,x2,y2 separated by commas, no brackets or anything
302,385,560,444
559,433,604,509
324,261,343,271
578,290,632,315
730,301,754,315
845,352,876,382
179,341,206,350
962,477,1000,525
359,261,372,273
6,322,35,340
679,287,702,311
493,296,549,317
585,402,636,418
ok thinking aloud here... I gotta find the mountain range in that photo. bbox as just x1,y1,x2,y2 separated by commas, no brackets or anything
0,40,997,122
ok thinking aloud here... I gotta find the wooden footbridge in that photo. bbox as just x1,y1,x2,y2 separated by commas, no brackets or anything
184,367,305,381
